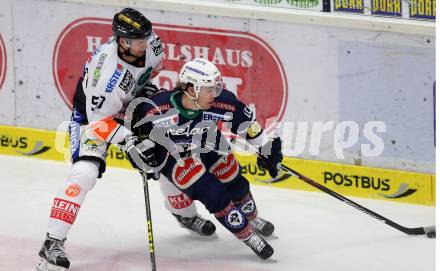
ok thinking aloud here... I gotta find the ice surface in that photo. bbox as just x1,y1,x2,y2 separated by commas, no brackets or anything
0,155,435,271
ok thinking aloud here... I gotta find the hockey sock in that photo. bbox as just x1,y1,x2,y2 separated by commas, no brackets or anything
235,192,258,221
47,160,99,240
214,202,254,240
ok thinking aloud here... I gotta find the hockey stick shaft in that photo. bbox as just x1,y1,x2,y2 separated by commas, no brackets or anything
231,139,435,237
279,164,433,236
142,173,157,271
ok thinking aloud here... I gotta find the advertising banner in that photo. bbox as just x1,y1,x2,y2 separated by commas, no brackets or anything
53,19,288,128
0,125,132,169
2,0,436,175
371,0,402,17
334,0,364,13
237,152,435,206
0,125,434,205
331,0,435,20
202,0,322,10
409,0,436,20
0,34,6,92
0,0,15,126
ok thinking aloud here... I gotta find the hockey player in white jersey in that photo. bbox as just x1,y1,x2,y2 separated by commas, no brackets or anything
36,8,213,271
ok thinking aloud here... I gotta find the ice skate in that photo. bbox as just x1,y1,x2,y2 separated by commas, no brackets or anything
173,214,218,237
251,217,276,238
36,234,70,271
243,231,274,260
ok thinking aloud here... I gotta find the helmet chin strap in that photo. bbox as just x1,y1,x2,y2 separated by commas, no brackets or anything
183,91,203,110
118,43,134,56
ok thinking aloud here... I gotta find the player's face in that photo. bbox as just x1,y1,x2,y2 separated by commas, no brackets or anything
122,37,148,57
197,85,220,110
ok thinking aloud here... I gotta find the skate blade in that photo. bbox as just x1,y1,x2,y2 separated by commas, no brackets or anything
36,258,67,271
256,231,278,239
186,229,220,240
266,256,278,263
257,255,278,263
266,233,278,240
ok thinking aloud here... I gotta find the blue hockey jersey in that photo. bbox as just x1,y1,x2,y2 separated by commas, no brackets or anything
131,88,262,161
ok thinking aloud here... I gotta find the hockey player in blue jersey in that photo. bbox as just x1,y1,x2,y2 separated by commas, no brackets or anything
125,58,283,260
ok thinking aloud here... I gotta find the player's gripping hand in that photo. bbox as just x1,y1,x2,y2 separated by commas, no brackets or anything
120,136,160,180
136,82,164,99
257,137,283,178
142,82,159,98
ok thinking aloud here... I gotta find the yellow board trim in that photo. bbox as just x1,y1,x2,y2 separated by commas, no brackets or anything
0,125,435,206
237,154,435,206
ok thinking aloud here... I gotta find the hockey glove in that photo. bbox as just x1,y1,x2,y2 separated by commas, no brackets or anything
135,82,160,99
257,137,283,178
145,172,160,180
120,136,160,180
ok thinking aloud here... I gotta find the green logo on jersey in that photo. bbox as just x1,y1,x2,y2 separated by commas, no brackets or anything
138,67,153,86
92,54,107,87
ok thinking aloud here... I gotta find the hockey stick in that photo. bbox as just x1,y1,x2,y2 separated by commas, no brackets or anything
232,139,436,238
141,172,157,271
280,164,435,238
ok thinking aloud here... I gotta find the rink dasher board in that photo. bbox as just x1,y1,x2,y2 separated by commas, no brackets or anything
0,125,434,206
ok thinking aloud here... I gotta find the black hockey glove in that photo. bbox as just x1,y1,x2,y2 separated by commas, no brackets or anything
257,137,283,178
120,136,160,180
136,82,160,98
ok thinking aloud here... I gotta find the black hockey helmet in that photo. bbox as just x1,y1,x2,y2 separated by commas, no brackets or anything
112,8,152,39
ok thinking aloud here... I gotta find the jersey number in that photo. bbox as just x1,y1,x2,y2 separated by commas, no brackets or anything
91,95,106,111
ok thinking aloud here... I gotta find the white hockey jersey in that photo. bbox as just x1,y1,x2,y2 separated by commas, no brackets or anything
80,34,164,144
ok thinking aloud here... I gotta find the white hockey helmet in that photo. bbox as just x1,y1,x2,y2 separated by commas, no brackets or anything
178,58,223,99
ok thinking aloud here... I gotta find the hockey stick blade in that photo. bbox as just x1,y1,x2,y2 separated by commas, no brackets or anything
254,173,291,184
423,226,436,238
